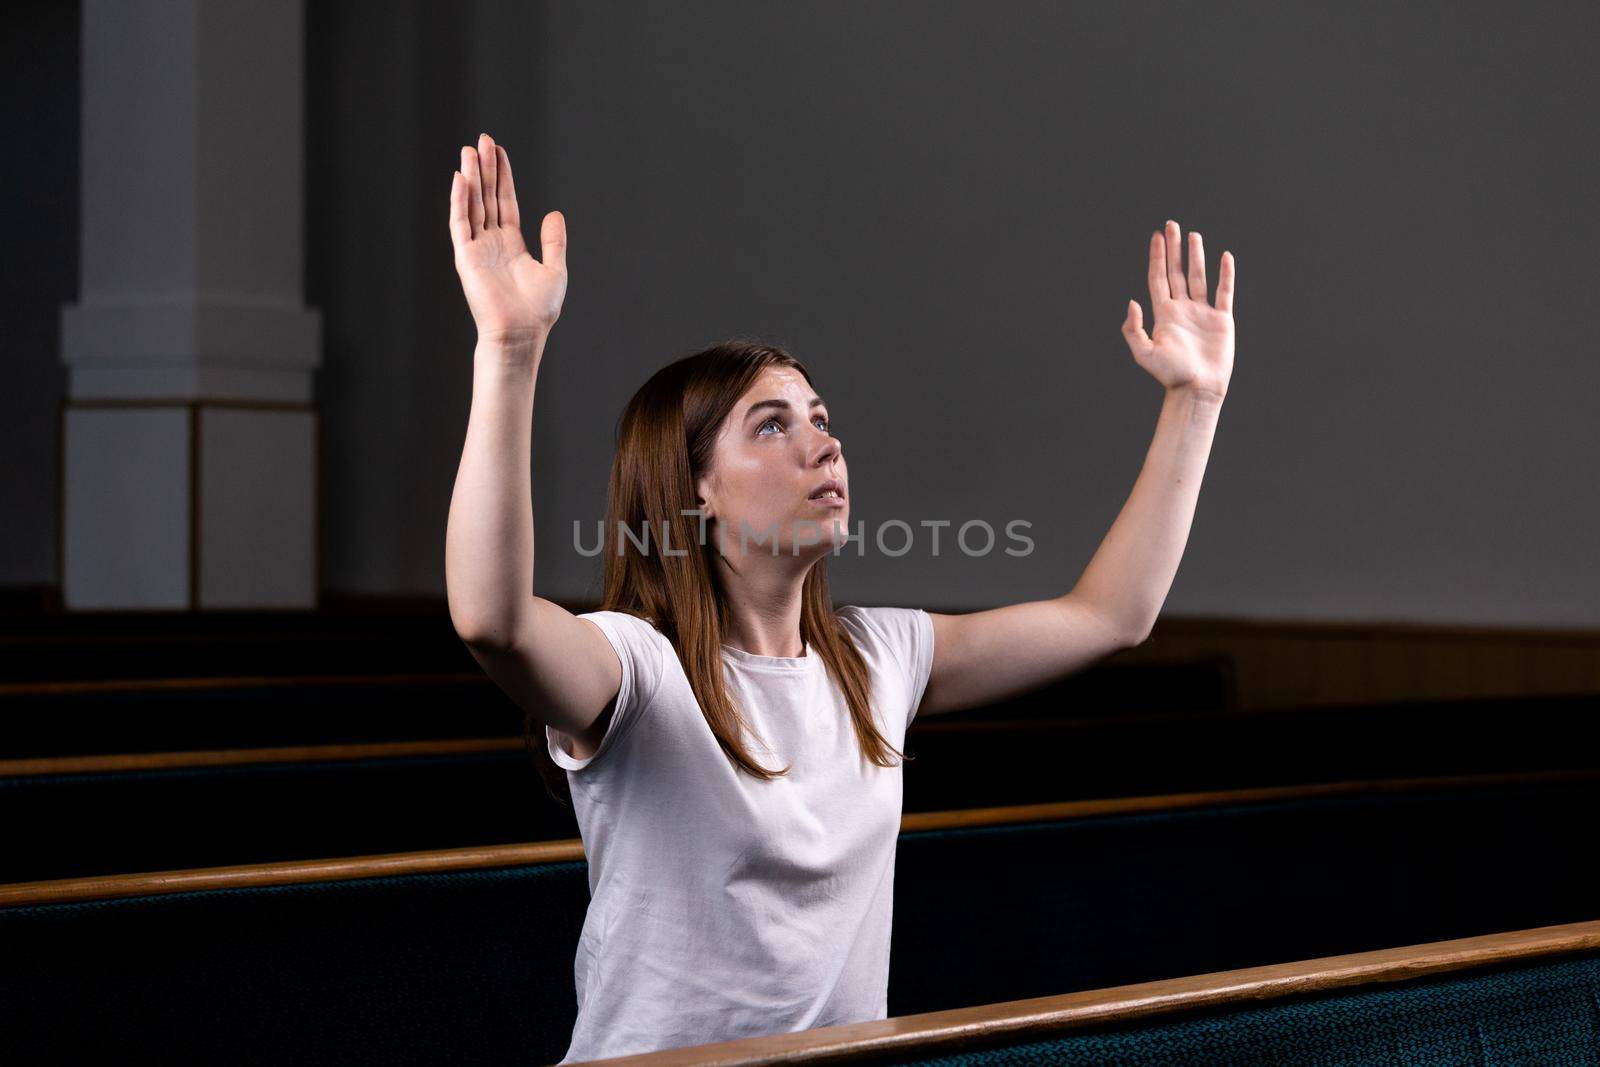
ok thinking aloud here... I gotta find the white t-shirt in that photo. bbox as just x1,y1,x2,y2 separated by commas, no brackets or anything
545,604,936,1063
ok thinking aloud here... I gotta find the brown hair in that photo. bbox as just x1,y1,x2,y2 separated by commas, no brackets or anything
527,338,910,805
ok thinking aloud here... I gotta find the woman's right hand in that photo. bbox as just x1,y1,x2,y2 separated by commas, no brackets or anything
449,132,567,348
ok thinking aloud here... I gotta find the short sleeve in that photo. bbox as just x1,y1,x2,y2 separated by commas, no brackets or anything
545,610,667,773
838,605,936,729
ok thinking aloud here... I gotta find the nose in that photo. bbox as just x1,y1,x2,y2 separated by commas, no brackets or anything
810,425,841,467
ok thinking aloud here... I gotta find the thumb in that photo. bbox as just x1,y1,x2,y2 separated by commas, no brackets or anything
1121,299,1152,356
541,210,568,273
448,171,474,250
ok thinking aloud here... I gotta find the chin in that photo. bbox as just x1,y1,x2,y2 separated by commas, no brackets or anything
776,513,847,558
819,514,851,552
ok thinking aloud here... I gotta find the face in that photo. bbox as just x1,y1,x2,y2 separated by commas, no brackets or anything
695,366,850,562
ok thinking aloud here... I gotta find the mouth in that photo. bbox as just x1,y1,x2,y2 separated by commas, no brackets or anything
807,479,846,504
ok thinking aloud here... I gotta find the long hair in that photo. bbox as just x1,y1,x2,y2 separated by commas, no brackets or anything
527,338,910,806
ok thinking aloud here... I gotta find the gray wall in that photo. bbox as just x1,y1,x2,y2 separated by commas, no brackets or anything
9,1,1599,625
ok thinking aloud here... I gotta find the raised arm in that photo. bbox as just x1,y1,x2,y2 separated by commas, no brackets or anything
918,220,1236,717
443,131,622,748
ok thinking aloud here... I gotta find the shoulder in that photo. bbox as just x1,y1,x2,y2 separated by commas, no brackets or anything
835,604,933,652
576,609,672,663
548,610,672,774
578,608,666,643
575,609,672,706
834,604,937,728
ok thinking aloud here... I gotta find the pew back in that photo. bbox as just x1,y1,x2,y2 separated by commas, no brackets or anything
3,773,1597,1062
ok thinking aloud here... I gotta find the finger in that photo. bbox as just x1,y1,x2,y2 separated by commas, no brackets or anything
1189,231,1208,304
495,145,520,233
1165,220,1188,298
1216,251,1236,315
461,145,484,236
448,171,472,249
541,209,568,273
1122,300,1152,356
478,133,499,228
1147,230,1169,303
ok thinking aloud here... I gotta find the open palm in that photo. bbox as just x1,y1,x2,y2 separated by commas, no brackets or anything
449,132,567,346
1121,220,1235,400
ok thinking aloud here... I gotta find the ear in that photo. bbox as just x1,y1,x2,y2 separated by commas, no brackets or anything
694,473,715,519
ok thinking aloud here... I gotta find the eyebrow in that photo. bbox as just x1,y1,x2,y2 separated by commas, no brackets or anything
742,396,827,425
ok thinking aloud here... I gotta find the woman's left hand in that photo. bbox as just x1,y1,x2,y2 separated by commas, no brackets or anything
1121,220,1235,401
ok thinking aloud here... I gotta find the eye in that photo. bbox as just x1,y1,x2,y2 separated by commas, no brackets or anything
756,414,832,436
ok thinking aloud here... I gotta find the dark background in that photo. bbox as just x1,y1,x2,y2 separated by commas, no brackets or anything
6,0,1597,623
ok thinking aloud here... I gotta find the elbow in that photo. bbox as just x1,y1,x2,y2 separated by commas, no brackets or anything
1120,620,1155,648
447,589,516,650
451,613,514,651
452,622,493,650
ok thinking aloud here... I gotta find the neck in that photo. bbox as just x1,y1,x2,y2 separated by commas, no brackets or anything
712,551,814,658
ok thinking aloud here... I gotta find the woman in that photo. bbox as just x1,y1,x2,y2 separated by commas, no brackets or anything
444,131,1235,1062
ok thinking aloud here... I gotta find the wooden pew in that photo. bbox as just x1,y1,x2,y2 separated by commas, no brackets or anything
0,739,560,882
0,607,475,683
0,654,1231,759
0,675,519,758
0,606,1235,719
4,686,1597,882
903,688,1600,810
2,771,1598,1062
585,919,1600,1064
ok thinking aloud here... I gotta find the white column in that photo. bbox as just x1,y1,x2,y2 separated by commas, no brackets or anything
61,0,321,609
